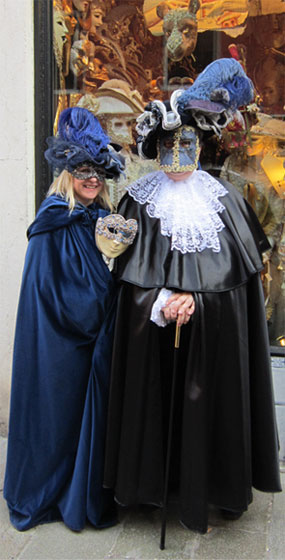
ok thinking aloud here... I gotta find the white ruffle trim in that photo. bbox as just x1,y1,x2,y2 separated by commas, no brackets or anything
126,170,228,254
150,288,173,327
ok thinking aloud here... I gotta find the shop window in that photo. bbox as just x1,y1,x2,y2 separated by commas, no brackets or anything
34,0,285,351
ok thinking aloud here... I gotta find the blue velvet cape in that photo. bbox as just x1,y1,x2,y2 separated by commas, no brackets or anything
4,194,117,531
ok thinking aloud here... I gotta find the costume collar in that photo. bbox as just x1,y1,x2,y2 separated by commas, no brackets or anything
126,170,228,254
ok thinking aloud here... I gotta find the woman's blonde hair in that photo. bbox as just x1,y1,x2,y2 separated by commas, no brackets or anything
47,169,113,212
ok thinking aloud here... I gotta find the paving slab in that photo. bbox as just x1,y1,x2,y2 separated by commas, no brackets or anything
107,505,193,559
106,490,274,560
184,526,267,560
0,527,35,560
17,521,123,560
0,437,35,560
0,441,284,560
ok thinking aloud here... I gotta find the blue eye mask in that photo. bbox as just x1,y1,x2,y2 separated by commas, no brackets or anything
157,126,200,172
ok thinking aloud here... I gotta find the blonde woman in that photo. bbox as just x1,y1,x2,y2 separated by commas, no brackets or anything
4,108,124,531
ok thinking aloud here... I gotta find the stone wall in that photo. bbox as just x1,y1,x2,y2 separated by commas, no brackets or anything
0,0,35,434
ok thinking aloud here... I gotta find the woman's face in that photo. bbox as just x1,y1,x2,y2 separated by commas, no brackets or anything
72,175,103,206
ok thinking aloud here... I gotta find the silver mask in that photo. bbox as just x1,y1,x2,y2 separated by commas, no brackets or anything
71,163,106,181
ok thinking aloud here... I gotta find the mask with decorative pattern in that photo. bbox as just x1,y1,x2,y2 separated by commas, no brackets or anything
157,125,200,172
95,214,138,259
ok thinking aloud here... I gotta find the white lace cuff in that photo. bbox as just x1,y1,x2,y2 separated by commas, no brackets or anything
150,288,173,327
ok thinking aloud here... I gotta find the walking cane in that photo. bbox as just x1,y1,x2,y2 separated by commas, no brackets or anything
160,321,181,550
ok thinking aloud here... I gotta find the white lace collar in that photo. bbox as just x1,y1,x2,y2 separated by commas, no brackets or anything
126,170,228,254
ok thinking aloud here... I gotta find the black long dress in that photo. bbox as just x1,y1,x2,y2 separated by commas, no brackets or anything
103,173,281,534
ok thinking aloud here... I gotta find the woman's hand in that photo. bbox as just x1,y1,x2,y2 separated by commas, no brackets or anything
162,292,195,327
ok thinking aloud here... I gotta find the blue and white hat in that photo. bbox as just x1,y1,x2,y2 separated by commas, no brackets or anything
45,107,125,179
136,58,254,159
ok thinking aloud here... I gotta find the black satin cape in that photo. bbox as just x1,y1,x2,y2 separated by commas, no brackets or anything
4,194,117,531
104,175,281,534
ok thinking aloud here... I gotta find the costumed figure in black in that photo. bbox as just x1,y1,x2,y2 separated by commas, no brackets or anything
4,107,126,531
103,59,282,534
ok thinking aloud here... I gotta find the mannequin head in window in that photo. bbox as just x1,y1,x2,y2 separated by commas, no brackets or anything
53,3,69,66
106,117,135,147
261,82,283,111
90,2,104,28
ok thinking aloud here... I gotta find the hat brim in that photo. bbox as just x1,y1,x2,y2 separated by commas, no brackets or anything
184,99,226,114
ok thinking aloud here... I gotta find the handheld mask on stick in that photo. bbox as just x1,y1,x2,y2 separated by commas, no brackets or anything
95,214,138,259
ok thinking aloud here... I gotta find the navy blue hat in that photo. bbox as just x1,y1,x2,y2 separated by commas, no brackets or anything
136,58,254,160
45,107,125,179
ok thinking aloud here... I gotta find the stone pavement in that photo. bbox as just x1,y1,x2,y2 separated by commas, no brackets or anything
1,357,284,560
0,434,284,560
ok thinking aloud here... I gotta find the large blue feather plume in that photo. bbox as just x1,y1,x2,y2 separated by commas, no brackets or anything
57,107,110,156
178,58,254,111
45,107,125,178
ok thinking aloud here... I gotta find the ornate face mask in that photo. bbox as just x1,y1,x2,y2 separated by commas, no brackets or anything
106,116,134,146
71,162,106,181
53,7,68,64
163,10,198,62
157,125,200,172
95,214,138,259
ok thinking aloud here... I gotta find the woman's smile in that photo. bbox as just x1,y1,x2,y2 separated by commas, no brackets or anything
73,177,103,205
83,183,100,189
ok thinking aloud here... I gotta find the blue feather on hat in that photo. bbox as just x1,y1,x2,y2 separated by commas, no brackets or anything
136,58,255,158
57,107,110,156
178,58,254,111
45,107,125,178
